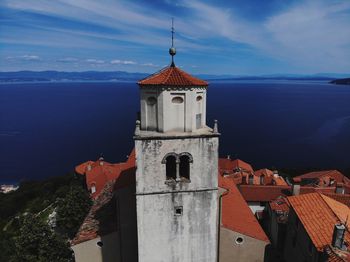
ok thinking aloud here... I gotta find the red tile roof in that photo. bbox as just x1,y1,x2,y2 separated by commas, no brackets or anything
239,185,291,202
255,168,274,177
138,66,208,87
71,180,117,245
324,193,350,208
72,166,136,245
219,174,270,243
287,193,350,251
294,170,348,184
75,149,136,198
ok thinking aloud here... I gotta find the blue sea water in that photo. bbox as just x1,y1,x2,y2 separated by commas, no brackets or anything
0,80,350,183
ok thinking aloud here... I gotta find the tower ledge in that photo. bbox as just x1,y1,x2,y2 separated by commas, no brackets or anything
134,126,220,140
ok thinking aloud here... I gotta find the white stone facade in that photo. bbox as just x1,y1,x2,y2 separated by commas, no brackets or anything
135,83,219,262
140,87,207,132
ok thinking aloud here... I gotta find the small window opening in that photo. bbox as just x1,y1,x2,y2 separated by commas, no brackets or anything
196,95,203,101
179,155,190,181
91,184,96,194
235,237,244,244
172,96,184,104
147,96,157,105
97,241,103,247
175,206,183,216
166,155,177,180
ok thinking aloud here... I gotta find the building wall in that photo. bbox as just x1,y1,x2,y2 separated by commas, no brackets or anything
72,232,120,262
140,87,207,132
135,135,219,262
115,186,138,262
219,227,267,262
135,136,218,194
248,201,265,214
284,209,319,262
137,190,218,262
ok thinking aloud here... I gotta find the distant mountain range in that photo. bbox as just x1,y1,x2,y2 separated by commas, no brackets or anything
0,70,349,83
330,78,350,85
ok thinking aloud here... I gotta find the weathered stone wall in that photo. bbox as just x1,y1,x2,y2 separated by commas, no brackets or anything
135,135,218,262
135,136,218,194
137,190,218,262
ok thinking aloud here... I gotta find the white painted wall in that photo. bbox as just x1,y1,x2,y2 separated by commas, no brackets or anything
140,87,207,133
248,201,265,214
72,232,120,262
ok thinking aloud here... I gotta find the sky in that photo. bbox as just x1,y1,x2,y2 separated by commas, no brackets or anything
1,0,350,75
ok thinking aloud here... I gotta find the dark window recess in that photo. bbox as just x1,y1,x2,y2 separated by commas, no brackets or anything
175,206,183,216
166,155,177,180
179,155,190,181
97,241,103,247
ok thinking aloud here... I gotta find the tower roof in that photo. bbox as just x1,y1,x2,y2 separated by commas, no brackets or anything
138,66,208,87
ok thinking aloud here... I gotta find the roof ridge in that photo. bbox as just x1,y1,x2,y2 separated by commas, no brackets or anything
138,65,170,83
320,193,350,224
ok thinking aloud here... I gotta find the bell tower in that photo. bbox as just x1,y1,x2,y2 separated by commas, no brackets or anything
134,20,219,262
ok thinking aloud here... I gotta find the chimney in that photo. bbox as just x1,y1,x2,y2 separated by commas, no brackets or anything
332,223,346,249
292,184,300,196
227,155,231,160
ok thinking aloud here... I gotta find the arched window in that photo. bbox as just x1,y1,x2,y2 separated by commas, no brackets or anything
260,175,265,185
248,174,254,185
180,155,190,181
165,155,177,180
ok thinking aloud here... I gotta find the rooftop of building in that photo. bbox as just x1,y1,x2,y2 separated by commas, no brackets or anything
219,174,270,243
287,192,350,252
138,65,208,87
294,170,349,184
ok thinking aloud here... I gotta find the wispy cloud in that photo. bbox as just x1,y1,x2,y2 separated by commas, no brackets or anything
6,55,41,61
110,59,136,65
86,59,105,64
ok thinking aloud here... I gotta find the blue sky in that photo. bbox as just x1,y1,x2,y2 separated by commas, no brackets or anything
1,0,350,75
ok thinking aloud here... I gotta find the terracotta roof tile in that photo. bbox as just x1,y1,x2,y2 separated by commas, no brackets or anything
324,193,350,208
294,170,347,184
239,185,292,202
219,174,270,243
287,193,350,251
138,66,207,87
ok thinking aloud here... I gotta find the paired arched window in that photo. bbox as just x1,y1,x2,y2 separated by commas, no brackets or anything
162,153,193,183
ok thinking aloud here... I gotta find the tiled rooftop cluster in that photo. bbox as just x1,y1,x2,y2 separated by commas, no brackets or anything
75,149,135,198
219,157,288,186
218,174,270,243
288,193,350,252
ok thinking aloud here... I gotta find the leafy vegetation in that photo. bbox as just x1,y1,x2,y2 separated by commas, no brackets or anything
0,173,91,262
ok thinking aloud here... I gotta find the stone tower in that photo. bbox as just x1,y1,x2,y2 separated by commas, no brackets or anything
134,25,219,262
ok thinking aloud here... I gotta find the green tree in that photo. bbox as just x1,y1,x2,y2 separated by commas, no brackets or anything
56,184,91,239
12,214,73,262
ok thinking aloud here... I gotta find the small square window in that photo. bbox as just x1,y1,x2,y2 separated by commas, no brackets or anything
175,206,183,216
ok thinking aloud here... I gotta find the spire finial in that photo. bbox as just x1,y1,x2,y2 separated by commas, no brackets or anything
169,18,176,67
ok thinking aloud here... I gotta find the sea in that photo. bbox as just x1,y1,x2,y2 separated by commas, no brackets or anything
0,80,350,184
